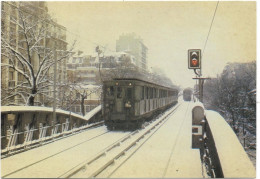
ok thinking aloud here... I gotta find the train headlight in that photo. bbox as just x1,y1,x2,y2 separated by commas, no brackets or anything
125,101,131,108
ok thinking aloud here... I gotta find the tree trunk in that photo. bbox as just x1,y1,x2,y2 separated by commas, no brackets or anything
28,96,35,106
81,96,85,116
28,88,37,106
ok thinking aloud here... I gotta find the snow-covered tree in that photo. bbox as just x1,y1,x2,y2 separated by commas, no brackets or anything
67,70,101,116
204,61,256,140
1,7,74,106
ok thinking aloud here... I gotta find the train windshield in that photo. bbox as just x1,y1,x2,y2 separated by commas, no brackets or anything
117,87,123,98
106,86,114,97
126,88,132,99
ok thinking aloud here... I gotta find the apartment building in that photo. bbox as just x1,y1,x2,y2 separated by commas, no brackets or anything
116,33,148,71
1,2,68,106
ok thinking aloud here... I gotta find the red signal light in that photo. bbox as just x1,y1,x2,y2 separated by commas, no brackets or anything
188,49,201,69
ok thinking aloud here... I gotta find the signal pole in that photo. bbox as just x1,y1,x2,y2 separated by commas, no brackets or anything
192,76,210,102
188,49,210,103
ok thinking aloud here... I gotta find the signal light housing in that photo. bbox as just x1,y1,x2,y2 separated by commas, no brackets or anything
188,49,201,69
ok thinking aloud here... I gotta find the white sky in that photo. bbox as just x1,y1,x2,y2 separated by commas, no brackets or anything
47,1,256,88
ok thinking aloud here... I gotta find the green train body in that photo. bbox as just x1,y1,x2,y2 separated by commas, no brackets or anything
102,78,178,130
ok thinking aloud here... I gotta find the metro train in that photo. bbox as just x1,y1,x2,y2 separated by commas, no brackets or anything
102,78,179,130
183,88,193,101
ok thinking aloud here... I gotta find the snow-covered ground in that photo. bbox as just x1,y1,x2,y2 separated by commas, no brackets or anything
109,102,203,178
1,126,130,178
2,99,253,178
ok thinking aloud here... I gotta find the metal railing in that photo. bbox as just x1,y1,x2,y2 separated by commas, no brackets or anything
1,121,103,156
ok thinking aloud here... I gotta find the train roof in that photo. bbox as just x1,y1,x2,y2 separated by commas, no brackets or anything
183,87,193,92
104,78,178,91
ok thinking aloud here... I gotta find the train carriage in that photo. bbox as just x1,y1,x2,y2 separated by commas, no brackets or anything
102,78,178,130
183,88,193,101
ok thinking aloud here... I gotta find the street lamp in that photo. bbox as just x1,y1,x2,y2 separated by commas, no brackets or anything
96,46,103,82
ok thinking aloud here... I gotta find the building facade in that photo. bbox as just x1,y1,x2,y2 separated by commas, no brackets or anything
116,33,148,71
1,2,68,106
66,50,137,114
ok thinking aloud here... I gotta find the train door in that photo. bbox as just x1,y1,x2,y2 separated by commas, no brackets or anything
125,87,133,118
115,86,124,113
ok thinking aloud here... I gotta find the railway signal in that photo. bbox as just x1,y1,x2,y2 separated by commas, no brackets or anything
188,49,201,69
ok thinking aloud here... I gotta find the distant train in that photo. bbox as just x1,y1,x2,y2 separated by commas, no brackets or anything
102,78,179,130
183,88,193,101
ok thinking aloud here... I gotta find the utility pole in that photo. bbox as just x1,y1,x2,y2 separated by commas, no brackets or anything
96,46,103,82
192,77,210,102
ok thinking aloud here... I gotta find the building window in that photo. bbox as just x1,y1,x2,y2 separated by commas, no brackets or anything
75,106,80,113
85,105,90,112
9,71,14,80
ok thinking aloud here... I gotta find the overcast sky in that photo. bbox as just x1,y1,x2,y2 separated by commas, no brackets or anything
48,1,256,88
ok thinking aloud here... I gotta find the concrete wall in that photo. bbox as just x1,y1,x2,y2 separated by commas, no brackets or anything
191,103,255,178
1,106,102,150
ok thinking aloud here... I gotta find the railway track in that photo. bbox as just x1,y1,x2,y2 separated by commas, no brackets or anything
60,103,181,178
2,125,113,178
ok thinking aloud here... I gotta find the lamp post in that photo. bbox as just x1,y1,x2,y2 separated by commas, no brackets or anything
96,46,103,82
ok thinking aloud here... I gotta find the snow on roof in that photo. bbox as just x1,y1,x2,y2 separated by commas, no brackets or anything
84,105,101,119
1,105,102,121
191,102,205,109
84,51,130,58
76,84,102,90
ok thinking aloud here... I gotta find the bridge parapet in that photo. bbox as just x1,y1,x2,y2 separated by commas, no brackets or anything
1,105,102,155
191,104,255,178
205,110,255,178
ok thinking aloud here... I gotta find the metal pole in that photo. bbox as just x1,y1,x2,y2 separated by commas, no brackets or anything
69,90,72,121
201,79,204,103
53,40,57,129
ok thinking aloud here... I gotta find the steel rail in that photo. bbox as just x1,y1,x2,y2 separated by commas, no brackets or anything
61,103,181,178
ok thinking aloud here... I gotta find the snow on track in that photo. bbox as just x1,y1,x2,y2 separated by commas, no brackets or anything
109,102,203,178
1,126,131,178
1,101,202,178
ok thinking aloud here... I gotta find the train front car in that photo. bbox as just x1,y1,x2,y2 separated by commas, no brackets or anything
102,79,136,130
102,78,179,130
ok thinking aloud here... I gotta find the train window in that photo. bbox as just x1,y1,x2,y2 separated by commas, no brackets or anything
146,87,149,99
150,88,153,99
126,88,132,99
142,86,144,100
106,86,114,96
117,87,123,98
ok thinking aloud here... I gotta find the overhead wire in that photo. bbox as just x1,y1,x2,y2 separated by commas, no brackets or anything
198,1,219,76
202,1,219,58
